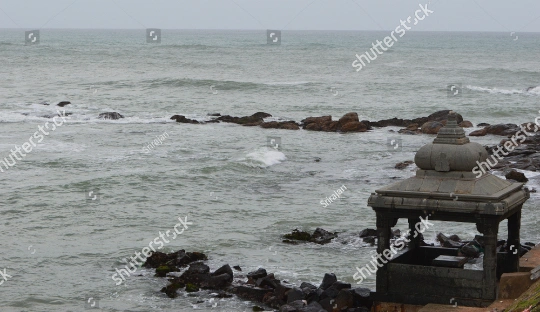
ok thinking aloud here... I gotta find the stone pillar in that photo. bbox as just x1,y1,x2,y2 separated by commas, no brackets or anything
507,209,521,272
478,219,499,300
376,212,397,294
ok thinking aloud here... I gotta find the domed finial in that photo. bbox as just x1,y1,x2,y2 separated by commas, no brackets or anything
433,111,468,145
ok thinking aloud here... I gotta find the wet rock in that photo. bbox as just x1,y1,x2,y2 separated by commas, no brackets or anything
359,229,377,238
362,236,376,246
302,113,367,133
421,121,444,134
505,170,528,182
208,113,221,116
300,301,326,312
217,112,272,126
252,306,265,311
99,112,124,120
212,264,234,283
155,265,179,277
334,289,355,311
437,233,463,248
143,251,176,268
395,160,414,169
232,285,274,303
427,110,464,124
469,128,488,136
311,228,338,244
485,124,519,136
287,287,305,303
352,288,372,310
319,273,337,290
283,228,337,245
260,121,300,130
171,115,200,124
185,283,200,292
460,243,481,258
161,282,185,298
176,250,208,267
477,123,490,127
336,112,368,133
57,101,71,107
459,121,474,128
233,265,242,271
449,234,461,242
247,268,268,280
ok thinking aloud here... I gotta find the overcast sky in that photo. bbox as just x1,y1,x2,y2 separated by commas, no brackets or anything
0,0,539,32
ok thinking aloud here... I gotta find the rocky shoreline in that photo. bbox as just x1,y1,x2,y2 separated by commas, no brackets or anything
139,227,537,312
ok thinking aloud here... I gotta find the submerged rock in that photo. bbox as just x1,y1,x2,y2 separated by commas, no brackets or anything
170,115,200,124
283,228,337,245
98,112,124,120
57,101,71,107
395,160,414,169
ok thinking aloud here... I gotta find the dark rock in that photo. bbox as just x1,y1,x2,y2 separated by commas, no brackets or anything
449,235,461,241
505,170,528,182
302,113,367,133
421,121,444,134
260,121,300,130
233,265,242,271
300,282,317,291
200,273,232,289
143,251,175,268
232,285,273,302
57,101,71,107
469,128,488,136
213,291,233,298
311,228,337,244
460,243,481,258
280,305,297,312
336,112,368,133
287,287,305,303
334,289,355,311
185,283,200,292
392,229,401,238
359,229,377,238
395,160,413,170
160,282,184,298
485,124,519,136
217,112,272,126
477,123,490,127
170,115,200,124
319,273,337,290
98,112,124,120
351,288,372,310
208,113,221,116
247,268,268,280
283,229,313,242
362,236,376,246
155,265,179,277
437,233,463,248
299,301,326,312
320,285,340,300
176,251,208,267
212,264,234,283
253,306,265,312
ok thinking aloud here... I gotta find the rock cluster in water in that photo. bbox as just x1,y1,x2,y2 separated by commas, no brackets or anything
145,249,373,312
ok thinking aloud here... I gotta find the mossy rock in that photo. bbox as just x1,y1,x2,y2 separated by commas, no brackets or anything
160,282,185,299
505,279,540,311
283,229,311,241
185,283,200,293
155,265,179,277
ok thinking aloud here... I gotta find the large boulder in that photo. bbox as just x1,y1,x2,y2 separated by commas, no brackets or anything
421,121,444,134
505,170,528,182
485,124,519,136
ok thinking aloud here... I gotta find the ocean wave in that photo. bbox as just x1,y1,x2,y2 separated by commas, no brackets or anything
236,147,286,168
466,85,540,95
143,78,315,90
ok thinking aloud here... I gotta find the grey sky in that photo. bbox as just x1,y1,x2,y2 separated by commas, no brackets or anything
0,0,539,32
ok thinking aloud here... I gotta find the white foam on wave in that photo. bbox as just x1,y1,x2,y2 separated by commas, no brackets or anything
466,85,540,96
239,147,286,167
466,85,524,95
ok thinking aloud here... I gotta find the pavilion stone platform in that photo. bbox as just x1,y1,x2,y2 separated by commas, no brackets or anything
368,112,530,307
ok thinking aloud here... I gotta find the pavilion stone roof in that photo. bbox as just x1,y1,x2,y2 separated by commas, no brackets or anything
368,112,529,215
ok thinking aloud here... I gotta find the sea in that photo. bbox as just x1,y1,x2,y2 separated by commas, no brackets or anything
1,29,540,311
